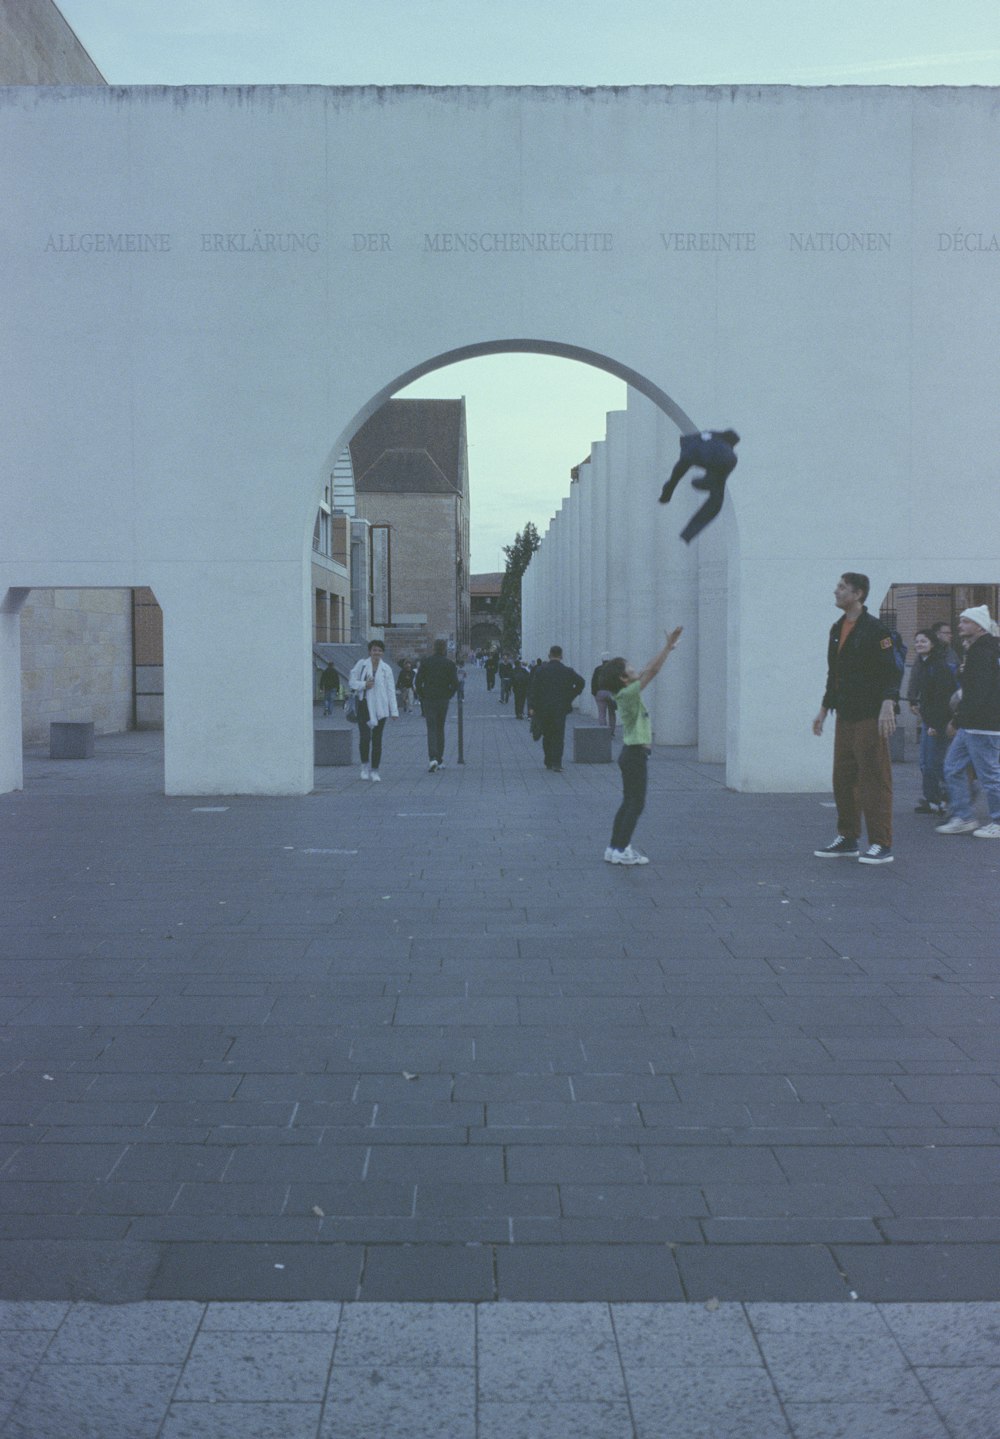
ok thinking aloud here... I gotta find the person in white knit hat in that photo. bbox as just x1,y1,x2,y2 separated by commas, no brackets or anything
936,605,1000,839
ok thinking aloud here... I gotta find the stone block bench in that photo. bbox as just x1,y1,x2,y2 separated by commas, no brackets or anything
573,724,613,764
49,721,95,759
314,728,354,766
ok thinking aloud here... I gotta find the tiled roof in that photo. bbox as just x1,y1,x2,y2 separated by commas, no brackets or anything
350,398,465,495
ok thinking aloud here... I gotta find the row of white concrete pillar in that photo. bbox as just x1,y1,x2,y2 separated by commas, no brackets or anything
521,390,729,762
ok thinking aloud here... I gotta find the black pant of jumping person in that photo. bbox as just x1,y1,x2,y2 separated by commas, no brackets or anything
659,429,739,544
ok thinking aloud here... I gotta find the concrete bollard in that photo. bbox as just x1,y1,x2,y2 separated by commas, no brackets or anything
50,721,95,759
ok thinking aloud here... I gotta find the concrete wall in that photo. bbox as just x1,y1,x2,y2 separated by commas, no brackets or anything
2,85,998,794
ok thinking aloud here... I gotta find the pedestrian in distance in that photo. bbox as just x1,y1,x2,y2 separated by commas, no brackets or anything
813,572,900,864
590,651,617,735
414,638,459,772
658,429,740,544
936,605,1000,839
498,656,514,704
485,652,498,691
396,658,415,714
600,627,683,865
907,629,957,814
319,661,340,717
526,646,585,772
348,639,398,782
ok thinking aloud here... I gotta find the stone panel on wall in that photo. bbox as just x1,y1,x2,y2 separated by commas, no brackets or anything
20,588,133,743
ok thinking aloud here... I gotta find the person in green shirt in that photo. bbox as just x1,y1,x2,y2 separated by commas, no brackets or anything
600,627,683,865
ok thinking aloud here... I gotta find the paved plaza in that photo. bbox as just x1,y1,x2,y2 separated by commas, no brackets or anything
2,668,999,1434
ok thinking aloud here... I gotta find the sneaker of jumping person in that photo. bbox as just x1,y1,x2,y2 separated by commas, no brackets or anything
608,847,639,865
813,835,859,858
858,843,893,864
370,770,381,782
360,764,371,780
935,816,978,834
428,760,438,772
973,821,1000,839
622,845,650,865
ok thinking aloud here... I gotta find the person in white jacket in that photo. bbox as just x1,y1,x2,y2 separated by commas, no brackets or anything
349,640,398,781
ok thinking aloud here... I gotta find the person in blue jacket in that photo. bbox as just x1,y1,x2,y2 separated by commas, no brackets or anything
659,428,740,543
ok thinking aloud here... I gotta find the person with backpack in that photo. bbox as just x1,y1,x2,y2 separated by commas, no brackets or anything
936,605,1000,839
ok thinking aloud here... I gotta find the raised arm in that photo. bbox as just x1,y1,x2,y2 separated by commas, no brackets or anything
638,627,683,691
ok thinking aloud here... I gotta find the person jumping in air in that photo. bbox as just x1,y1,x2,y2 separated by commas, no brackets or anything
659,429,740,543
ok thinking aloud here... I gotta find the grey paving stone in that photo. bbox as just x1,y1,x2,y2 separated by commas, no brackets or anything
414,1182,559,1217
625,1365,790,1439
496,1245,684,1301
702,1219,883,1244
748,1303,923,1403
1,1361,179,1439
0,1300,70,1329
203,1302,341,1331
320,1364,475,1439
161,1402,323,1439
833,1244,1000,1301
612,1301,761,1368
674,1245,849,1301
782,1400,950,1439
0,1240,161,1301
880,1301,1000,1365
559,1184,708,1218
332,1302,474,1367
357,1244,494,1300
149,1244,364,1301
477,1399,635,1439
915,1366,1000,1439
0,1330,54,1405
478,1303,625,1403
43,1300,202,1364
175,1330,335,1402
703,1183,890,1218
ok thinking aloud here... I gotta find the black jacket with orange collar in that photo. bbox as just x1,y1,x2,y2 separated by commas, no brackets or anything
822,607,900,722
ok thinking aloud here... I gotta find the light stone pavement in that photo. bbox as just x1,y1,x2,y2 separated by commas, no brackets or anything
2,668,999,1435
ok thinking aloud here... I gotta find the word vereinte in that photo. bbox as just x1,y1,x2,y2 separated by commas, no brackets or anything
424,231,613,253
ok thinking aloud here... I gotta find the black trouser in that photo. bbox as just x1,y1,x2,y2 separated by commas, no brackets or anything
539,708,568,769
357,705,386,768
500,679,512,702
512,685,528,718
611,744,649,850
422,699,449,763
679,475,727,544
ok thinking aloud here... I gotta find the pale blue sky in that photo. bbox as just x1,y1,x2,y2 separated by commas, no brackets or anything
56,0,1000,569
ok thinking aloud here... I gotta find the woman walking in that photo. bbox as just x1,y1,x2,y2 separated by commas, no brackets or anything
599,627,683,865
349,639,398,782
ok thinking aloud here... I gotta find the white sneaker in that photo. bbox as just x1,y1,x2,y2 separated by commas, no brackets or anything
360,764,371,780
604,847,615,862
370,770,381,783
428,760,438,772
935,816,978,834
436,761,445,770
623,845,650,865
973,822,1000,839
609,848,639,865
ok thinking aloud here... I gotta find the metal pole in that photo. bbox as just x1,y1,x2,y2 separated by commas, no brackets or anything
457,686,465,764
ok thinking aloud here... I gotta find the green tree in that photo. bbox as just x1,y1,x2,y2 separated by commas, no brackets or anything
498,521,541,653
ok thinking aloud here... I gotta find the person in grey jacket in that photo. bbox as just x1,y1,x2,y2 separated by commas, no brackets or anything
936,606,1000,838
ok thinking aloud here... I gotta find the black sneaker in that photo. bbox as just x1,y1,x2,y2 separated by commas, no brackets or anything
858,844,893,865
813,835,860,858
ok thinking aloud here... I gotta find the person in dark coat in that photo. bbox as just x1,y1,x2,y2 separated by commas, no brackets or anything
659,428,740,543
484,652,499,691
812,572,899,864
527,645,585,772
907,629,957,813
319,662,340,716
510,659,531,719
414,639,459,771
936,605,1000,838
